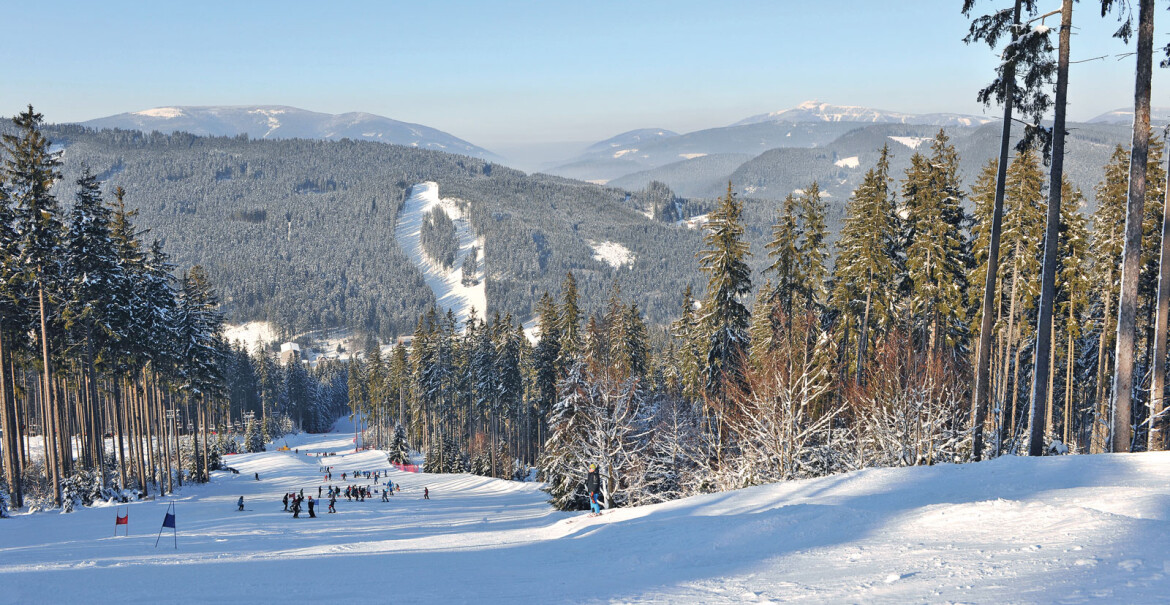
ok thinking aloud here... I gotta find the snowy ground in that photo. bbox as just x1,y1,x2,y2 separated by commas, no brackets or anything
223,320,278,354
395,181,487,327
3,427,1170,603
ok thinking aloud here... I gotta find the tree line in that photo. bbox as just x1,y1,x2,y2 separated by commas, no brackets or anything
0,108,348,514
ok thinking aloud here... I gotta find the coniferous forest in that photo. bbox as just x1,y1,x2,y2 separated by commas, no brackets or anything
3,1,1169,520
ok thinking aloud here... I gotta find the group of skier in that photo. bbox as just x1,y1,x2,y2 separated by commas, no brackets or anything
283,492,317,518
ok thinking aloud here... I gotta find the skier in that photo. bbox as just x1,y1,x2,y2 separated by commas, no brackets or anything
329,494,337,514
308,496,316,518
424,487,429,500
254,472,259,481
292,497,301,519
586,463,602,516
382,489,389,502
318,485,322,499
283,493,289,511
238,496,245,511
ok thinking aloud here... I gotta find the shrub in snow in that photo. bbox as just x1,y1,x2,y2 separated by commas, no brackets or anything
386,424,410,465
61,469,104,512
847,334,969,468
245,419,266,453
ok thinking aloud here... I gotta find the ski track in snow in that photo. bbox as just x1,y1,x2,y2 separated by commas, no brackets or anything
395,182,486,327
3,433,1170,602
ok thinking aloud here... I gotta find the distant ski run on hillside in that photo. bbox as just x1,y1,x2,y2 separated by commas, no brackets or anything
395,182,487,327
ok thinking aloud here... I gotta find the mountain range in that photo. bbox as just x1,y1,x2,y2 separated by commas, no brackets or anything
79,105,500,160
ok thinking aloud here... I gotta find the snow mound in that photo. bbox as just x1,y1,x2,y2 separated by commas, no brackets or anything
133,107,184,119
396,182,487,327
589,240,634,268
834,155,860,168
889,136,930,149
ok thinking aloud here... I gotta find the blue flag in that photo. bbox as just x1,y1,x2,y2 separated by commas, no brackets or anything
162,512,176,529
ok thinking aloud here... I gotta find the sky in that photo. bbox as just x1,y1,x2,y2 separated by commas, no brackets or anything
1,0,1165,154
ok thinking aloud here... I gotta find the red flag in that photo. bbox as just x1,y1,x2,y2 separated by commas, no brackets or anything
116,514,128,525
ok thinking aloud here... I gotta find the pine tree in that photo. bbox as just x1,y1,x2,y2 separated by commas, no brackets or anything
1089,145,1130,452
62,167,123,475
540,360,591,510
700,182,753,412
387,423,411,465
902,130,970,361
0,151,31,508
798,181,829,314
830,145,899,380
671,285,704,403
3,105,66,505
557,272,582,366
765,193,802,320
244,418,266,453
533,292,561,434
1055,178,1090,446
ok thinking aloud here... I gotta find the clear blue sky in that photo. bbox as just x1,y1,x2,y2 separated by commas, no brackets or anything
0,0,1162,148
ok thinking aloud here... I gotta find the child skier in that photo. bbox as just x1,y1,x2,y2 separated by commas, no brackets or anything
586,463,602,516
237,496,245,511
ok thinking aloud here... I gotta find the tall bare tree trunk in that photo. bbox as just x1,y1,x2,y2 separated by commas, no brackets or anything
38,283,61,507
1111,0,1155,453
1150,138,1170,451
0,330,22,508
1027,0,1073,456
972,0,1024,461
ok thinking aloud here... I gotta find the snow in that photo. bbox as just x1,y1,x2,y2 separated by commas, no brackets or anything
680,213,710,230
396,182,487,327
133,107,184,119
613,148,637,159
223,321,278,354
834,155,860,168
4,430,1170,603
588,240,634,268
247,109,284,138
679,153,708,160
889,136,930,149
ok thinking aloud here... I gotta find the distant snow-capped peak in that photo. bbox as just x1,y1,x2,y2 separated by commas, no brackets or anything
734,100,995,128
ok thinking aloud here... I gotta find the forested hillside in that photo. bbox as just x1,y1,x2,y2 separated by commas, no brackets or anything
32,125,705,338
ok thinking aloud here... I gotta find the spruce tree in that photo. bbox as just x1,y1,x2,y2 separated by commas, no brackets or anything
533,292,561,431
557,272,582,366
765,193,802,320
830,145,899,380
3,105,65,505
671,285,704,403
902,130,970,361
699,182,752,443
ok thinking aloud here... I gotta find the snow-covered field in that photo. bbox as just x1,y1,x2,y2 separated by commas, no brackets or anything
3,426,1170,603
589,240,635,269
395,182,487,326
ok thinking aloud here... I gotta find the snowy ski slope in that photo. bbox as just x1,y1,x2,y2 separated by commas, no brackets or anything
395,181,487,327
2,427,1170,603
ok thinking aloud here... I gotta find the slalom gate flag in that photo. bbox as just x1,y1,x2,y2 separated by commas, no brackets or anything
114,507,129,536
155,502,178,548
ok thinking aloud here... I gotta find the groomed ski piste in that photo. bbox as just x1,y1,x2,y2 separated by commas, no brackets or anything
395,181,486,326
2,422,1170,604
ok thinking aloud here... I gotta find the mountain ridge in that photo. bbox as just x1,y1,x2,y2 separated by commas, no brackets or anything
79,104,501,160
